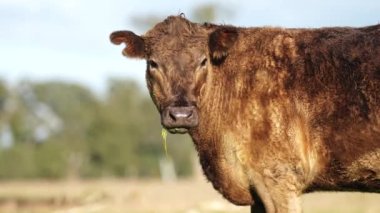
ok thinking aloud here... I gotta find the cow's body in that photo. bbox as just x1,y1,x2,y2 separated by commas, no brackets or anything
110,16,380,212
192,25,380,211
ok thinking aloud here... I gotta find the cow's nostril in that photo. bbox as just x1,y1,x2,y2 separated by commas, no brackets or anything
169,111,177,121
186,111,193,118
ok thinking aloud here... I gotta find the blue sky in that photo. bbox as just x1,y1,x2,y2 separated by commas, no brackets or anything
0,0,379,94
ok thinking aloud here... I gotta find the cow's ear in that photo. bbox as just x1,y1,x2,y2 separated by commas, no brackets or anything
110,31,145,58
208,27,238,62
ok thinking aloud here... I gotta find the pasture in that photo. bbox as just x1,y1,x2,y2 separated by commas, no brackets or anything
0,179,378,213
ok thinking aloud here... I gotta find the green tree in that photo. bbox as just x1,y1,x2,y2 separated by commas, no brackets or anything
31,81,100,178
0,78,194,179
85,80,160,177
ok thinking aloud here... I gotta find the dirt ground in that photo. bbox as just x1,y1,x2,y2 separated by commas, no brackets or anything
0,178,379,213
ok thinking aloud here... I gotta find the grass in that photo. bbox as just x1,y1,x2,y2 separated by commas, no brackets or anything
161,128,169,158
0,179,378,213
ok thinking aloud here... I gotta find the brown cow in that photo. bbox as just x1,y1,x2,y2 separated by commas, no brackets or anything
110,15,380,212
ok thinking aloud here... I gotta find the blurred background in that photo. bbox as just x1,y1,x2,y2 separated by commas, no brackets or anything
0,0,379,212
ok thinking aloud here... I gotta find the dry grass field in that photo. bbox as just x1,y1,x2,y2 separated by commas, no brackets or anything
0,178,378,213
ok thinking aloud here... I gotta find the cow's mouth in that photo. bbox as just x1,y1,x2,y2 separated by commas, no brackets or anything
167,127,189,134
161,106,199,134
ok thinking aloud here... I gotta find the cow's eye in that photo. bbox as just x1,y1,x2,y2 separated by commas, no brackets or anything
200,57,207,67
148,60,158,69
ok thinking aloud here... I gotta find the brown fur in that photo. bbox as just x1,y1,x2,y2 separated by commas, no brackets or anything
110,15,380,213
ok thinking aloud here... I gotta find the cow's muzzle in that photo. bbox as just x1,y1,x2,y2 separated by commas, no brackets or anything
161,106,198,134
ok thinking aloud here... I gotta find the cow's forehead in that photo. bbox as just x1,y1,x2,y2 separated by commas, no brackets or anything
148,43,206,70
148,34,206,48
143,16,210,57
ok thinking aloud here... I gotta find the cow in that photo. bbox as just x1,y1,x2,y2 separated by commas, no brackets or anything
110,15,380,212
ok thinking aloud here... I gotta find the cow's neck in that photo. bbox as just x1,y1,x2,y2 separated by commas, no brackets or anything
187,42,296,204
189,62,276,205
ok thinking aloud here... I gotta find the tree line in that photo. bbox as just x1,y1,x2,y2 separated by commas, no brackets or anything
0,79,193,179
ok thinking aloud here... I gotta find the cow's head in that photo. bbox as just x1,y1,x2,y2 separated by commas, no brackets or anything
110,15,238,134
